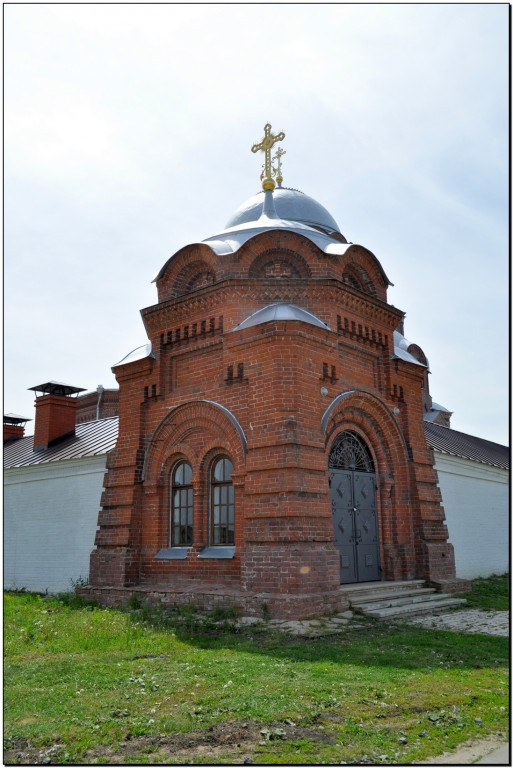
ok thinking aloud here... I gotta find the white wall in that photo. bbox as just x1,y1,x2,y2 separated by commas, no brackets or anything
434,452,509,579
4,456,105,593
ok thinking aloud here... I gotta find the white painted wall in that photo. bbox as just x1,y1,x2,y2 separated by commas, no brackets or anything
4,448,508,591
434,452,509,579
4,456,105,593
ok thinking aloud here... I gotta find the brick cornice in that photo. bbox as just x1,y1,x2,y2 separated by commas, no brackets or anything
141,279,403,334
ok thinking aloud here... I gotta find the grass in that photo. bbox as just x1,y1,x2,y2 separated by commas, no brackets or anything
462,573,509,611
3,577,509,765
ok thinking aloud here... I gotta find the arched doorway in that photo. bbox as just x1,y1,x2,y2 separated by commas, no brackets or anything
329,431,380,584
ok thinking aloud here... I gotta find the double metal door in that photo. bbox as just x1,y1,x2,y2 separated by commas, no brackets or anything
330,469,380,584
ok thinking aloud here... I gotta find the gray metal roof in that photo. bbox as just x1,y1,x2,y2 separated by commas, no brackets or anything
202,215,347,255
393,331,428,368
3,416,119,469
424,421,509,470
232,303,331,332
113,343,154,368
224,187,341,234
154,187,393,291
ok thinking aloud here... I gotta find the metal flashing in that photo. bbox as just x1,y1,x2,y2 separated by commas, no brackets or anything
198,546,235,559
154,548,190,560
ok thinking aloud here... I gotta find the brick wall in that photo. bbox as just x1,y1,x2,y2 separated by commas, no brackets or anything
88,229,459,617
33,395,77,450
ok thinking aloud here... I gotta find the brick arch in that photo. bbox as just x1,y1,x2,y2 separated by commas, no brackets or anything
248,248,312,279
235,230,326,277
407,343,428,367
159,447,199,487
322,389,416,581
142,400,246,487
342,262,377,298
174,260,216,297
342,245,391,302
323,390,409,473
155,244,220,302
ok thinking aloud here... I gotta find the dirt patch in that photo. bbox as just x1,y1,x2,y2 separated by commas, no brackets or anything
5,727,507,765
4,720,335,765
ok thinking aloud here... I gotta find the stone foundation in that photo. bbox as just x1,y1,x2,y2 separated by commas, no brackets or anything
78,583,349,620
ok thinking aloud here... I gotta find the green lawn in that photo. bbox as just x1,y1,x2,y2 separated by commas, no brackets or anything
3,582,509,765
462,573,509,611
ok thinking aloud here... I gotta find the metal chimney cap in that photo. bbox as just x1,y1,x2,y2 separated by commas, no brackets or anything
3,413,32,425
28,381,86,397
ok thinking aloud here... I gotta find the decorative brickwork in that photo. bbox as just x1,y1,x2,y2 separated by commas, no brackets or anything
86,192,461,618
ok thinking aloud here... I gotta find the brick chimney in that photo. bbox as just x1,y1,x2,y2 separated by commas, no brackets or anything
3,413,31,443
29,382,86,451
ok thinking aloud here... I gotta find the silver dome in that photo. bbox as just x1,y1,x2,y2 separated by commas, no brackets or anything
225,187,341,234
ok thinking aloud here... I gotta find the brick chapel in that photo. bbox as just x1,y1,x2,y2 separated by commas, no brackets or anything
85,124,465,619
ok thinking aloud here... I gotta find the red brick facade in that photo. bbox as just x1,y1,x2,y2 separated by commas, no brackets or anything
86,199,460,618
76,388,119,424
32,395,78,451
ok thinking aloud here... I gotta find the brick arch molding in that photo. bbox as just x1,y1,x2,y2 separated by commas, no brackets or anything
322,389,410,481
248,248,312,279
142,400,247,485
173,260,217,297
236,229,325,276
322,389,416,581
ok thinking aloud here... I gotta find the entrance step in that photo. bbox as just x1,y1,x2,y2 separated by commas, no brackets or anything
342,580,466,620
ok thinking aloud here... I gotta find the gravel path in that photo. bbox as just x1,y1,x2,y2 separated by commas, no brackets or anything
238,608,509,638
397,609,509,637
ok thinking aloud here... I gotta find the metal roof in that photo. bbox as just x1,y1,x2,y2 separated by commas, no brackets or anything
3,416,119,469
232,303,331,332
424,421,509,470
28,381,86,396
393,331,428,368
5,410,507,473
113,344,154,368
224,187,341,235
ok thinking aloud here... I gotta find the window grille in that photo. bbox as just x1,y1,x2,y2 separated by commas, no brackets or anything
170,461,193,546
211,458,235,545
329,431,374,472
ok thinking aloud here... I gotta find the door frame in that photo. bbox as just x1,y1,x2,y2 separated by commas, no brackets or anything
328,430,381,584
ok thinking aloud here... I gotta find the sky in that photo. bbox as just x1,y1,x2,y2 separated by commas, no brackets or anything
4,3,509,445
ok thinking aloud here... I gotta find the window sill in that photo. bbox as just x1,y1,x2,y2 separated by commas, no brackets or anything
198,546,235,559
155,547,190,560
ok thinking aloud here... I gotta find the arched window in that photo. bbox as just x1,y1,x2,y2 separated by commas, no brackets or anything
211,457,234,545
329,431,374,472
170,461,193,546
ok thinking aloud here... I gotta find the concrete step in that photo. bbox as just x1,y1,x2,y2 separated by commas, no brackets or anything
348,587,437,606
341,580,426,600
351,590,449,612
341,579,466,620
342,579,426,592
362,598,467,620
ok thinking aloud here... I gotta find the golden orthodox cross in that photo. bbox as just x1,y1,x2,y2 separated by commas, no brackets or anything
251,123,285,191
272,146,286,187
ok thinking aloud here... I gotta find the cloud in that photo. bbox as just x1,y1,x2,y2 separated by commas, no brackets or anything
4,4,508,444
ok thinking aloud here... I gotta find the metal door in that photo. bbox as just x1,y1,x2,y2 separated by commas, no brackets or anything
330,468,380,584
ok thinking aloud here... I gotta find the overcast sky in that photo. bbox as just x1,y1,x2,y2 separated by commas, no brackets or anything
5,4,509,445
